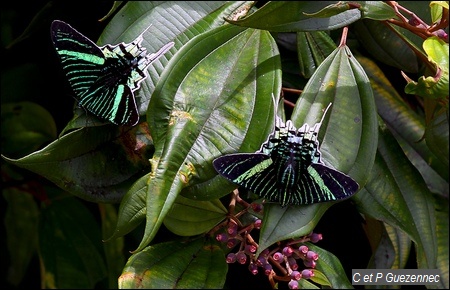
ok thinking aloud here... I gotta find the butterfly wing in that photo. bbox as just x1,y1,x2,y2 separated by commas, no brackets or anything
213,153,280,199
51,20,140,126
292,163,359,204
213,153,359,206
51,20,105,99
79,82,139,126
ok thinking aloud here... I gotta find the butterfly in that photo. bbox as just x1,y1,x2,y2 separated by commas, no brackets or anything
51,20,174,126
213,103,359,207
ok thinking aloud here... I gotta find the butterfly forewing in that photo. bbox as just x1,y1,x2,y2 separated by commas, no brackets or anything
308,163,359,201
51,20,105,98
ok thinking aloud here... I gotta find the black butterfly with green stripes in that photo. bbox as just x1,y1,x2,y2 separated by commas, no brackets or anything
51,20,174,126
213,104,359,207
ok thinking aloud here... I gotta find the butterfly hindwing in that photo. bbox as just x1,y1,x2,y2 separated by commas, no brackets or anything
213,153,280,199
296,163,359,204
80,83,138,126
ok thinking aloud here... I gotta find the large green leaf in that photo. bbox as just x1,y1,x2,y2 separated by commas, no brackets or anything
291,46,378,184
308,243,354,289
352,19,419,73
163,196,227,236
119,238,227,289
434,195,449,289
3,125,153,203
226,1,362,31
97,1,246,116
226,1,395,32
357,55,448,184
114,24,281,252
296,31,337,78
353,118,437,270
257,203,331,255
257,44,378,252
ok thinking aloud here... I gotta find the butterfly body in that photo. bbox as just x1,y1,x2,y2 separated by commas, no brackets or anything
213,105,359,207
51,20,174,126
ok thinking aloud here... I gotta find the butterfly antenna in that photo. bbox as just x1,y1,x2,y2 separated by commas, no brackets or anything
319,103,333,125
270,93,277,126
312,102,333,133
272,92,285,129
140,24,153,36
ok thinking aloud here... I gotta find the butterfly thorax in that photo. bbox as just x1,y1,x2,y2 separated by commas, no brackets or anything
100,40,149,91
271,126,318,194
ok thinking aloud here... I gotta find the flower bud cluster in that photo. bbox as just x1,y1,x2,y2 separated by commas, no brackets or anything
215,205,323,289
268,243,318,289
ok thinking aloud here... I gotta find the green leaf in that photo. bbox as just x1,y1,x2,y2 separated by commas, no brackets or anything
39,195,107,288
352,19,419,73
353,118,437,270
258,44,378,253
126,24,280,252
106,173,148,241
309,269,332,287
2,125,153,203
356,1,397,20
257,203,330,255
430,1,449,24
296,31,337,78
3,188,39,286
308,243,354,288
356,55,448,184
97,1,245,117
291,45,378,186
163,196,227,236
1,101,56,158
226,1,361,31
385,223,412,269
434,194,449,289
404,37,449,100
118,238,227,289
366,220,396,269
425,108,449,168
